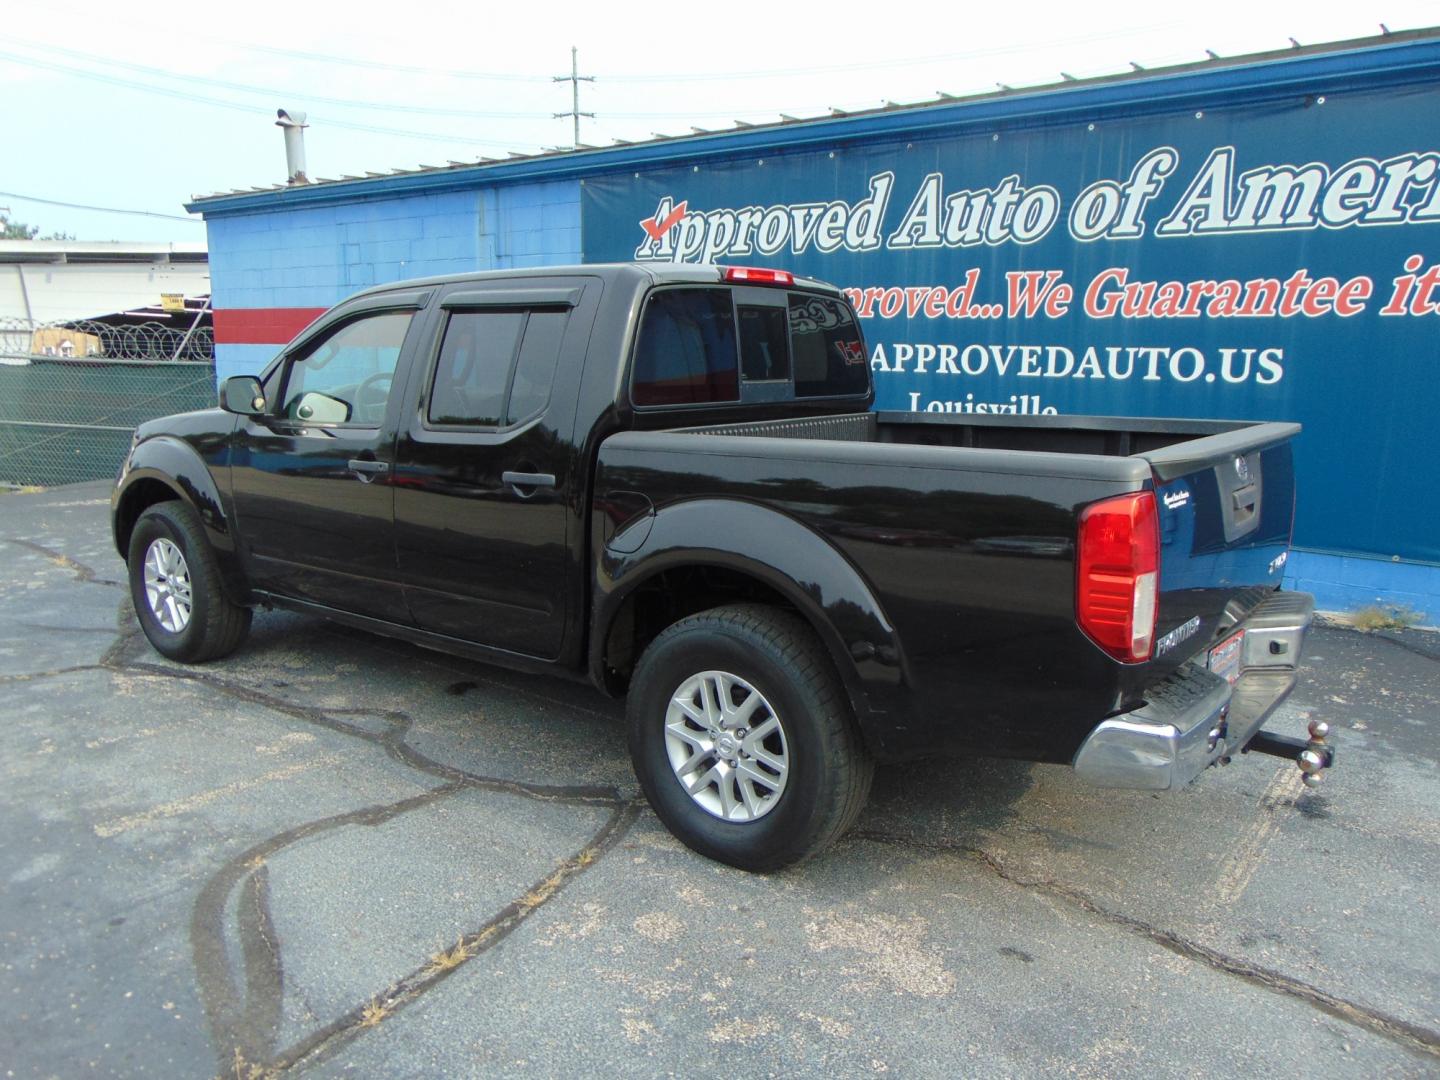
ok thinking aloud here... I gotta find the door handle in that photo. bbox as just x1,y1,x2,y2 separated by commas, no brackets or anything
1231,484,1257,516
347,459,390,481
502,470,556,494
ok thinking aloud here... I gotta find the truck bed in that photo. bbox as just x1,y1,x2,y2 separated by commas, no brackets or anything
596,411,1298,763
687,410,1294,469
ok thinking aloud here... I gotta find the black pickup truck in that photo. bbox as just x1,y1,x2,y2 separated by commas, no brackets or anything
112,263,1329,870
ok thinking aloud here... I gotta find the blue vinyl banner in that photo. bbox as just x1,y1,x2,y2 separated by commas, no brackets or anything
580,83,1440,563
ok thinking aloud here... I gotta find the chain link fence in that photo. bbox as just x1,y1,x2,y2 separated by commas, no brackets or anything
1,318,217,488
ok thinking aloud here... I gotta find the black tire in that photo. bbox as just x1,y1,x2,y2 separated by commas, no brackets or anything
128,501,251,663
627,604,873,872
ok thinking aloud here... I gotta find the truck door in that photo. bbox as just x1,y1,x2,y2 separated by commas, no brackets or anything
228,290,430,622
391,277,599,659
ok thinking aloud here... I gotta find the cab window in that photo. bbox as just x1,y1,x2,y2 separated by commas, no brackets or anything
788,294,868,398
631,289,739,406
279,311,413,425
737,304,790,383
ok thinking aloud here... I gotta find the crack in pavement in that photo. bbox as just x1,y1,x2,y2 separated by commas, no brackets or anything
271,799,641,1076
3,537,125,588
1,543,642,1078
1362,632,1440,663
118,664,638,1077
849,829,1440,1061
190,786,639,1076
0,663,106,686
1315,617,1440,662
14,623,120,633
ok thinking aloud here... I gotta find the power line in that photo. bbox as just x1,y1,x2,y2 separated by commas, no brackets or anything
593,23,1182,82
0,48,547,151
241,42,553,82
10,37,563,120
212,18,1177,85
9,0,553,82
4,36,886,127
6,16,1192,134
12,0,1177,89
0,190,202,223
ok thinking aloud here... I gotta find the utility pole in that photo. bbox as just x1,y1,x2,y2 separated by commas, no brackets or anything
552,46,595,149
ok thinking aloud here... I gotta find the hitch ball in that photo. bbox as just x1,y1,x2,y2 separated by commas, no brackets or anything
1298,749,1325,775
1308,720,1330,741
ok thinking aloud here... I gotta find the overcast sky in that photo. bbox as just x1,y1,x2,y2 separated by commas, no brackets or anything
4,0,1436,243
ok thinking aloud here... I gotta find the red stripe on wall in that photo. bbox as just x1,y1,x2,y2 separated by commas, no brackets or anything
213,308,327,346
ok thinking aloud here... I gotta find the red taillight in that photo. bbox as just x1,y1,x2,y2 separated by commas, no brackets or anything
1076,491,1160,662
722,266,794,286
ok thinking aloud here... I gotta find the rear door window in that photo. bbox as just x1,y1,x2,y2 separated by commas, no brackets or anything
506,310,567,425
631,288,739,406
427,311,525,427
427,308,567,428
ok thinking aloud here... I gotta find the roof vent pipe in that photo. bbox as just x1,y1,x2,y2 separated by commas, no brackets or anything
276,109,309,185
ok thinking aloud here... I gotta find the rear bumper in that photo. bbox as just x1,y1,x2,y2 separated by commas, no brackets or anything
1072,590,1314,791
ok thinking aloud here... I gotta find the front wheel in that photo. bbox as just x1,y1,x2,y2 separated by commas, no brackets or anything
627,604,873,871
128,501,252,663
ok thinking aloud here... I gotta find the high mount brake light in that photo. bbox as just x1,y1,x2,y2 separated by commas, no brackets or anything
1076,491,1160,663
721,266,795,286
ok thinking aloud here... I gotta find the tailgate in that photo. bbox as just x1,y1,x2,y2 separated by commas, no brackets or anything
1140,422,1299,668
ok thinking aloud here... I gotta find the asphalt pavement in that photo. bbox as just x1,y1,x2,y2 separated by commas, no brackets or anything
1,482,1437,1078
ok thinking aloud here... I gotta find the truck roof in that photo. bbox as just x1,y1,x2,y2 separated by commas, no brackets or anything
343,262,845,303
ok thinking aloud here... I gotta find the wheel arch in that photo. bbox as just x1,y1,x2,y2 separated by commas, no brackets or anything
113,437,249,604
591,499,907,755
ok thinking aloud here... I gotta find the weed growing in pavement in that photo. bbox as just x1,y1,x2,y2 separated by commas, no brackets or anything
229,1047,273,1079
1350,604,1425,632
425,935,474,975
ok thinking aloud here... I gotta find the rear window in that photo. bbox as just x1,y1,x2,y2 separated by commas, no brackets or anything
631,289,739,406
631,286,868,408
738,304,790,382
788,294,869,398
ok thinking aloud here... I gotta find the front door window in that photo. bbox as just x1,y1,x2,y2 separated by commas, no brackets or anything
279,311,413,425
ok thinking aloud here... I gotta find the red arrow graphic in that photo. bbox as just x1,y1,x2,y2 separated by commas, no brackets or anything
641,201,688,241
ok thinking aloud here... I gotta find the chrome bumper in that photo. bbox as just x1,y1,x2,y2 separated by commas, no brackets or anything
1073,591,1314,791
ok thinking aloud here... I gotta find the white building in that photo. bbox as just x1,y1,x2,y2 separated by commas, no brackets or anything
0,241,209,324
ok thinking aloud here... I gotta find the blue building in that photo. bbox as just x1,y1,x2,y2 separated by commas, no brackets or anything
189,30,1440,620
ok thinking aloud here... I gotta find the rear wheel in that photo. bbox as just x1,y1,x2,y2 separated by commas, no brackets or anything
128,501,251,663
627,604,873,871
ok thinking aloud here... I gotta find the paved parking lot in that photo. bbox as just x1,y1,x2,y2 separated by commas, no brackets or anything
2,482,1437,1078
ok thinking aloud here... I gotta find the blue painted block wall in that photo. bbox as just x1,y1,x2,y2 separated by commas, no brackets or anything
479,181,582,269
209,180,581,382
1286,552,1438,627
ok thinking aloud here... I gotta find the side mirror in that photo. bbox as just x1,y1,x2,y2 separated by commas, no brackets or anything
221,376,266,416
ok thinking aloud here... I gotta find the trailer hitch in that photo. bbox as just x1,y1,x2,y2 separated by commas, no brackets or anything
1244,720,1335,788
